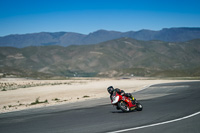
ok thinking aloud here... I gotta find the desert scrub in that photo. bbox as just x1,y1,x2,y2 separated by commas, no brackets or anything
1,88,7,91
52,98,60,101
83,95,90,98
31,97,48,105
19,103,24,106
52,98,68,102
0,81,74,91
30,97,40,105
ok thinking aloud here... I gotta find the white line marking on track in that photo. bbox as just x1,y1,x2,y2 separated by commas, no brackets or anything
107,111,200,133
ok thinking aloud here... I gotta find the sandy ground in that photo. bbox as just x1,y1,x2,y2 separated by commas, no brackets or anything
0,78,197,113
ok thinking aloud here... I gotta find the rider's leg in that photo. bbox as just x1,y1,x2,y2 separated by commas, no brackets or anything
125,93,136,104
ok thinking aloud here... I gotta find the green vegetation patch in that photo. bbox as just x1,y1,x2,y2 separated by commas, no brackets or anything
31,97,48,105
83,95,90,98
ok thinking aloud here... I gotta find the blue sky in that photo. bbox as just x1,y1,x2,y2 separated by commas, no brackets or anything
0,0,200,36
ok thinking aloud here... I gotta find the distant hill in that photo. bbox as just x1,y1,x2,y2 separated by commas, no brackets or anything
0,38,200,78
0,27,200,48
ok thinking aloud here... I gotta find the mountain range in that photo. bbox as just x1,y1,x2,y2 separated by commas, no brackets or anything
1,27,200,48
0,38,200,78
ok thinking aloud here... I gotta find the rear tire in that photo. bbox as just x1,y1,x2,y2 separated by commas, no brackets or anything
117,101,130,112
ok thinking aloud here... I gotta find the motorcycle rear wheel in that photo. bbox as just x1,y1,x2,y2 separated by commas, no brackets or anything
117,101,130,112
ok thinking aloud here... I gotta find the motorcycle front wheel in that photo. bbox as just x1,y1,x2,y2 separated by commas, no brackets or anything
136,103,143,111
117,101,130,112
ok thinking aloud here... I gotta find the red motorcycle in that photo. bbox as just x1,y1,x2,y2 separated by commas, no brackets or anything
111,91,143,112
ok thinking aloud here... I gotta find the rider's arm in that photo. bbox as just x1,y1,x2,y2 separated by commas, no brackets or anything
115,88,125,95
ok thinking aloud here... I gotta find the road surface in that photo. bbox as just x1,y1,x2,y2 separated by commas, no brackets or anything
0,81,200,133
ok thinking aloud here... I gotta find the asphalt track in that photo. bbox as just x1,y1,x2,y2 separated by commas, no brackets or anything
0,81,200,133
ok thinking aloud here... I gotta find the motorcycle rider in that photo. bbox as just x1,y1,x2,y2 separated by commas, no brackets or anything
107,86,136,105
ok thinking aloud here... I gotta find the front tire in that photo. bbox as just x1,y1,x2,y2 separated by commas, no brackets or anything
136,103,143,111
117,101,130,112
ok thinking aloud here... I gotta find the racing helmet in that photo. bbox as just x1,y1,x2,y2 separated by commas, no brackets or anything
107,86,114,94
